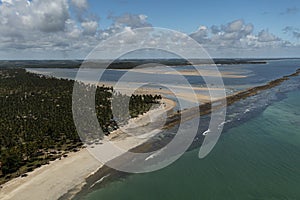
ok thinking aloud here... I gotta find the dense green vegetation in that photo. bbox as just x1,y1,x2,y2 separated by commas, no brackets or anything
0,68,161,183
0,58,269,69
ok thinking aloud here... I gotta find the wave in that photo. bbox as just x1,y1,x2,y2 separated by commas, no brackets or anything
89,174,111,189
202,129,211,136
244,108,251,114
145,149,163,161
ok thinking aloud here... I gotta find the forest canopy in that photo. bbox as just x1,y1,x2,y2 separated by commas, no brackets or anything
0,68,161,183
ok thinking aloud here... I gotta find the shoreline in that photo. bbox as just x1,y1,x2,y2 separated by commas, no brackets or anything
70,68,300,199
1,68,299,200
60,97,177,200
0,150,100,200
0,97,176,200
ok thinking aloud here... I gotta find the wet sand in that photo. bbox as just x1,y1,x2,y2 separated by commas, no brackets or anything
116,67,247,78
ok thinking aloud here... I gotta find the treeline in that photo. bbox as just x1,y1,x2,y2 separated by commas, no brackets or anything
0,68,161,183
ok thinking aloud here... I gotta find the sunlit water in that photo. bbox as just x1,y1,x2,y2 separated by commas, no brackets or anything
81,89,300,200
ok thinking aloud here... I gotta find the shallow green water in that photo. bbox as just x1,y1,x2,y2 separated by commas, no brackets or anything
83,90,300,200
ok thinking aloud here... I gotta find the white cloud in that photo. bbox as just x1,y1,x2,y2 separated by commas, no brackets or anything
0,0,97,58
189,26,208,43
70,0,92,23
0,1,297,59
0,0,69,33
34,0,70,32
108,13,152,28
81,21,98,35
189,19,292,57
257,30,279,42
190,19,288,51
0,1,156,59
224,19,244,33
191,19,255,47
70,0,88,10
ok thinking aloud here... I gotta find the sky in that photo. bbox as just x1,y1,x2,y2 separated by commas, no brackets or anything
0,0,300,59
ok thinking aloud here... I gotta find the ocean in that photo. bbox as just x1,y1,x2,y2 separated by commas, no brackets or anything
80,83,300,200
26,59,300,199
27,59,300,91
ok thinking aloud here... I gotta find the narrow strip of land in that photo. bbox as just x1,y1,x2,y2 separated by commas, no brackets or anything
0,68,299,200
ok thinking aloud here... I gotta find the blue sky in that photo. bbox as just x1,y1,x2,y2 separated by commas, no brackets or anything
89,0,300,42
0,0,300,59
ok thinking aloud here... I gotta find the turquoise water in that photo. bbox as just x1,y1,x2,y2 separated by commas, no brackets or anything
82,90,300,200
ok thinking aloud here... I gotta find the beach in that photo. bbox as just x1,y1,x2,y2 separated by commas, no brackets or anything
0,150,100,200
0,97,177,200
0,66,249,200
3,66,298,200
0,1,299,199
71,66,300,200
0,86,230,200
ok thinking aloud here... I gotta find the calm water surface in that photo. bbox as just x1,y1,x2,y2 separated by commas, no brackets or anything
82,89,300,200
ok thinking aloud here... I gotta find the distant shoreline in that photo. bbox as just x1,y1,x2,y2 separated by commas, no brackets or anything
0,58,275,69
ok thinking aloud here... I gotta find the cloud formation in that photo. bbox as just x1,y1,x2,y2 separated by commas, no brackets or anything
0,1,297,59
108,13,152,29
70,0,88,10
0,0,69,33
189,19,293,57
0,0,154,59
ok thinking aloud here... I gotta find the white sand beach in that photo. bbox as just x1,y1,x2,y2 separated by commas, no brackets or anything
0,97,176,200
0,72,222,200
